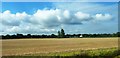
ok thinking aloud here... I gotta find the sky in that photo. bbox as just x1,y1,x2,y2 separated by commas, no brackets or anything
1,0,119,2
0,2,118,35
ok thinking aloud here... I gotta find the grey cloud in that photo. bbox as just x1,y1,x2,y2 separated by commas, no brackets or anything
2,19,20,26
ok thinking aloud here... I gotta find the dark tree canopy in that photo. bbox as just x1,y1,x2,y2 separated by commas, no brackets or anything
1,30,119,39
57,29,65,38
58,31,61,38
61,29,65,38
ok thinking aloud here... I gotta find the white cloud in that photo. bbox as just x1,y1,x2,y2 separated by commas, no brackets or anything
30,9,60,27
93,14,112,21
0,10,30,26
63,10,70,19
74,12,91,21
0,9,113,34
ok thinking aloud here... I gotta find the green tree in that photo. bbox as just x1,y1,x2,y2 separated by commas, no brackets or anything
117,32,120,37
51,34,57,38
58,31,61,38
61,29,65,38
27,34,31,38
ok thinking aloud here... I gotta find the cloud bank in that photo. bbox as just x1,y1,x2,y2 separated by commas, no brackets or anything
0,9,113,34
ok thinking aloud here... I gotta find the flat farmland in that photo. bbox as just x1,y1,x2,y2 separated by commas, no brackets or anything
2,37,118,56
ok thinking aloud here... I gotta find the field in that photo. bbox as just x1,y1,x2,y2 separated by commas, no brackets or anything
2,37,118,57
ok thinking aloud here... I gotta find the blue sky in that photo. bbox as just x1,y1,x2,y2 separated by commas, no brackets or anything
1,0,119,2
2,2,117,14
2,2,53,14
0,2,118,35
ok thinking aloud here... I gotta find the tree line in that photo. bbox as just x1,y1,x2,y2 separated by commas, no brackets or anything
1,29,120,39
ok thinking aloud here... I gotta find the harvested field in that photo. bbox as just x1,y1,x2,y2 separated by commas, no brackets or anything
2,37,118,56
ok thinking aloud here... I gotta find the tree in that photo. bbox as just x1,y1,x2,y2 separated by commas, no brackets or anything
27,34,31,38
58,31,61,38
117,32,120,37
57,29,65,38
61,29,65,38
51,34,57,38
17,33,23,38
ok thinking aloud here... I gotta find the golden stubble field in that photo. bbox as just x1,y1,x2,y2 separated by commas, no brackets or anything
2,37,118,56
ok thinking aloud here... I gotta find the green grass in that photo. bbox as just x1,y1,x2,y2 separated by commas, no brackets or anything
34,47,119,57
2,47,120,58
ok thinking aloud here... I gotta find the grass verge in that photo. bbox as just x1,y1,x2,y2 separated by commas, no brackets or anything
2,47,120,58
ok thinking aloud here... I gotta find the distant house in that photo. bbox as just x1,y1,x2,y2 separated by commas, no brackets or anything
80,34,83,38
